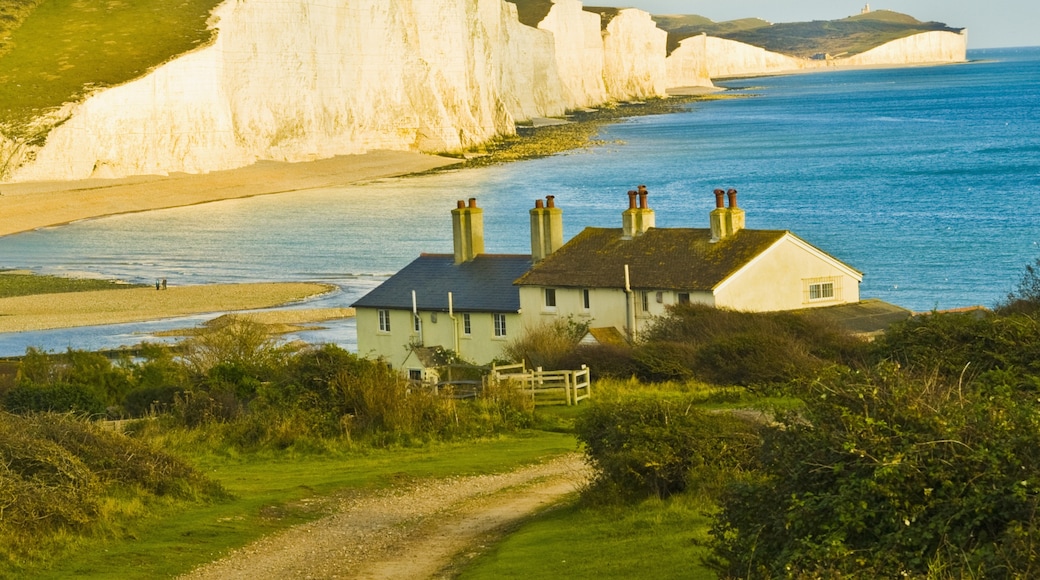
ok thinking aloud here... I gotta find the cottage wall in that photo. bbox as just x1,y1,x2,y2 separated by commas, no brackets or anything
356,306,517,367
713,234,861,311
519,285,714,340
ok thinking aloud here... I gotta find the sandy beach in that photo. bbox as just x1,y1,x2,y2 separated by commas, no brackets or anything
0,282,339,333
0,150,461,238
0,151,457,333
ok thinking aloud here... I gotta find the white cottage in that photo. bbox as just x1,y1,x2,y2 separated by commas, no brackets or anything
352,199,529,370
514,188,863,341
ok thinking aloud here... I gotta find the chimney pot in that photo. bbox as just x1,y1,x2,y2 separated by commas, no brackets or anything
468,198,478,209
727,189,738,209
638,188,648,210
534,199,544,209
546,195,555,208
457,200,466,209
714,189,725,209
627,190,638,209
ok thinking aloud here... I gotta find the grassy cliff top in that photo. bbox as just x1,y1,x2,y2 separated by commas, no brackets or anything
0,0,221,138
655,9,963,57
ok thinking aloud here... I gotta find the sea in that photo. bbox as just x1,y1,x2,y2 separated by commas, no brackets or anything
0,46,1037,356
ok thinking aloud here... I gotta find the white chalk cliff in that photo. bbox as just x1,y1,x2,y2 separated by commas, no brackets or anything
669,30,968,80
0,1,967,182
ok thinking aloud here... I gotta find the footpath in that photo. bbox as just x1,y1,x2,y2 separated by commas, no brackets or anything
180,454,589,580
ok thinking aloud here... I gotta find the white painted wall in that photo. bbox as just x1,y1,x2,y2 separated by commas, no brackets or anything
356,306,518,367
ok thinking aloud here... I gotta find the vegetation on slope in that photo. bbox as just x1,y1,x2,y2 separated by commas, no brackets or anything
655,9,963,57
529,257,1040,578
507,0,554,28
0,270,144,298
0,0,222,140
0,0,43,59
0,412,225,569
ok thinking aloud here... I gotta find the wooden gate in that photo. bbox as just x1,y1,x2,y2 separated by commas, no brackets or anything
490,363,591,406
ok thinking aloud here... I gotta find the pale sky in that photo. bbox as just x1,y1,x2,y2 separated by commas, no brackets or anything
620,1,1039,49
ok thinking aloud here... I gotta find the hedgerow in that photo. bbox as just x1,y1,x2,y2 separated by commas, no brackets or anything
709,363,1040,578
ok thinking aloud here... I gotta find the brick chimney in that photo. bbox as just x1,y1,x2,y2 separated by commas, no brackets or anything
710,188,745,242
530,195,563,262
452,198,485,264
622,185,655,239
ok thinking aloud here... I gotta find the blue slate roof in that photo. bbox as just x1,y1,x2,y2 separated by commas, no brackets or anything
352,254,531,313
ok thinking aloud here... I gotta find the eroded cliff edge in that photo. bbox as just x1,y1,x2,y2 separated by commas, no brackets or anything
0,0,967,183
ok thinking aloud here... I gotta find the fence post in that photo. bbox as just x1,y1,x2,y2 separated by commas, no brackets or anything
582,364,590,402
535,366,543,399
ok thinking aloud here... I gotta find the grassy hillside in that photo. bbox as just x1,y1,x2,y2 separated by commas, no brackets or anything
0,0,222,139
655,9,962,57
507,0,553,28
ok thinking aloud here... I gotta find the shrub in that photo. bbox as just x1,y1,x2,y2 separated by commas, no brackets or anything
709,364,1040,578
179,316,287,381
575,392,761,500
502,317,589,370
636,303,868,387
0,412,223,557
876,310,1040,381
559,343,638,380
997,256,1040,315
2,382,106,415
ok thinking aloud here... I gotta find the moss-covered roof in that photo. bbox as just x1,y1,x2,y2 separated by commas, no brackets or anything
515,227,787,291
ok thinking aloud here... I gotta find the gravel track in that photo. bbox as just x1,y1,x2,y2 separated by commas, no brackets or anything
180,453,589,580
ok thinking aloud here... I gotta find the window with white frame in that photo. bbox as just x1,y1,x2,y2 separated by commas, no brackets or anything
583,289,591,310
462,313,471,335
493,313,507,337
413,313,421,332
544,288,557,308
378,309,391,332
678,292,690,305
640,291,650,312
805,277,841,303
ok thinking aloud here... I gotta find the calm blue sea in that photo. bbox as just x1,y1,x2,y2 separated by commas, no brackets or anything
0,46,1038,355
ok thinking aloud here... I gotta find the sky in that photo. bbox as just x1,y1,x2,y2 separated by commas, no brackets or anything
619,1,1040,49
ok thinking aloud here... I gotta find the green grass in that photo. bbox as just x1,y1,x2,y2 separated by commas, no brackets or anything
0,0,221,138
456,493,717,579
0,270,144,297
24,431,577,580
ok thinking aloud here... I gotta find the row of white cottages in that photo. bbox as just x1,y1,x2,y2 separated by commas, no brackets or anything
352,188,862,379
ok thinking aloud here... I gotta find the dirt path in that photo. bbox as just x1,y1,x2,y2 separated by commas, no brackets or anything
180,454,590,580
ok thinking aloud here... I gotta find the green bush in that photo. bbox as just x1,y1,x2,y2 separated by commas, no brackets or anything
634,304,868,387
0,412,223,557
709,364,1040,578
576,392,761,499
502,317,589,371
2,382,106,415
876,310,1040,381
558,343,638,380
997,256,1040,315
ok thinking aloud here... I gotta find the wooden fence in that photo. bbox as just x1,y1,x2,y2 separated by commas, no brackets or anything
489,362,591,406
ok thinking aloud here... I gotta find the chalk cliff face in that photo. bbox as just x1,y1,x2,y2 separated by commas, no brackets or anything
536,0,607,108
668,30,968,80
1,1,968,183
839,31,968,67
601,9,669,100
7,0,602,182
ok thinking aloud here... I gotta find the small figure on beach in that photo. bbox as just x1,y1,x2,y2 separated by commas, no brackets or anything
155,279,161,291
161,278,167,290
